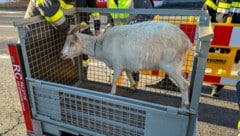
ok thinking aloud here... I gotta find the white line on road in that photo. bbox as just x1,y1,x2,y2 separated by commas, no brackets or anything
0,54,10,59
0,10,25,14
0,25,14,28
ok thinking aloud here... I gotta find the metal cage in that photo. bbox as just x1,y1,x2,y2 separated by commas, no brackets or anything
14,8,213,136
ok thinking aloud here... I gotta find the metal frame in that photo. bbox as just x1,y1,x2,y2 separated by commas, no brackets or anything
27,78,190,136
13,8,213,136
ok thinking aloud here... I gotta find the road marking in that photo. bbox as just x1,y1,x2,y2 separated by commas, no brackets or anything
0,25,14,28
0,10,25,14
0,54,10,59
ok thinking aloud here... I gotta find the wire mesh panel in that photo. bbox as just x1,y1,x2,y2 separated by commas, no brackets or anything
18,9,200,106
28,80,190,136
21,15,79,85
82,9,199,105
59,92,145,136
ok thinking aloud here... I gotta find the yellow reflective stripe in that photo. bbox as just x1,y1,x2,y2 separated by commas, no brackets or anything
205,0,218,10
218,2,230,9
59,0,74,9
217,2,230,14
45,9,63,23
232,2,240,8
52,16,66,26
80,21,87,26
36,0,44,6
108,0,130,19
91,12,100,17
82,60,89,65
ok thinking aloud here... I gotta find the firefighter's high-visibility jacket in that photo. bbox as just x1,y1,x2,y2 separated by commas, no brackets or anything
203,0,231,23
216,0,231,22
107,0,153,25
230,0,240,23
25,0,99,33
203,0,218,22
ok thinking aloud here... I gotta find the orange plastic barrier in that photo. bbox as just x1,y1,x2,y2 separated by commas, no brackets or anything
203,23,240,85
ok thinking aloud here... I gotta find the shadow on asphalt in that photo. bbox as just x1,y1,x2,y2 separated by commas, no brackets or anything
198,102,239,129
201,85,238,104
197,85,239,129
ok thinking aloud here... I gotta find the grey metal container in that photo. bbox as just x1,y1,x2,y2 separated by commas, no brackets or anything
14,8,212,136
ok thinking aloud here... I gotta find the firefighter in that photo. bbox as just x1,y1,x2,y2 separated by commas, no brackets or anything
107,0,153,90
24,0,101,80
107,0,153,25
203,0,218,22
203,0,231,97
203,0,231,23
230,0,240,23
216,0,232,22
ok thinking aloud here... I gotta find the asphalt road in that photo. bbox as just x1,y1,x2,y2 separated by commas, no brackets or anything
0,9,25,38
0,8,26,136
0,8,239,136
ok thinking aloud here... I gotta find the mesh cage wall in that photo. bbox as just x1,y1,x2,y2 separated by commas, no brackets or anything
22,15,79,85
83,9,199,107
15,8,212,136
